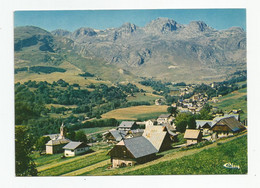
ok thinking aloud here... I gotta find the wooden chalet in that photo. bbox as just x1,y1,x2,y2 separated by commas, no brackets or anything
184,129,203,145
210,116,245,137
108,136,158,168
118,121,138,131
63,141,90,157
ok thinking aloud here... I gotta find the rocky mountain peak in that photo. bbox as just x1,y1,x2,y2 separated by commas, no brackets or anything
144,17,180,34
72,27,97,39
51,29,71,37
187,21,209,32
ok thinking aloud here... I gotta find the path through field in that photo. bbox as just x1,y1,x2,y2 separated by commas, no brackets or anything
61,159,110,176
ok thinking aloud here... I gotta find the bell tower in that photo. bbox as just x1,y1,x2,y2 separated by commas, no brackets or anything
59,122,66,139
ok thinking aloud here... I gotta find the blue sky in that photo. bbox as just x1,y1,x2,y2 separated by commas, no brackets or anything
14,9,246,32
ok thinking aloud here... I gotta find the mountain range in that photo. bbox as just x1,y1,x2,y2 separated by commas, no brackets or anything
14,17,246,83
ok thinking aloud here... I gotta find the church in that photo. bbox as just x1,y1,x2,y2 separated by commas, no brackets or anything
45,123,70,154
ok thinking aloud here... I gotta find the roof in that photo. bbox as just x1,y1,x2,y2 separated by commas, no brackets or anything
118,121,136,128
46,138,70,146
165,125,178,137
123,136,158,158
196,120,213,129
110,130,124,141
213,114,239,123
63,141,88,150
213,117,245,132
184,129,201,139
158,114,171,118
143,132,167,151
44,134,60,140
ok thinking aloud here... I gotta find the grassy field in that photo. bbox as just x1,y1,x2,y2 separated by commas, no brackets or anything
124,135,247,175
38,150,110,176
15,61,113,86
32,152,68,167
101,105,168,120
79,127,115,135
211,87,247,121
126,93,161,103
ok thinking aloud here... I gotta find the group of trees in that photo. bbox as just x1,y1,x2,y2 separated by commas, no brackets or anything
139,79,170,95
15,126,38,176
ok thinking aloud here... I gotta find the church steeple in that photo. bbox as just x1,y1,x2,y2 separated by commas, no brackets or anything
59,122,66,139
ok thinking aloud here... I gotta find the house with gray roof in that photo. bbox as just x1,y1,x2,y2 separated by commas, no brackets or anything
118,121,138,131
108,136,158,168
63,141,90,157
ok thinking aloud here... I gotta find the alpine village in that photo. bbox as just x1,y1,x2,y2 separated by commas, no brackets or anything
14,17,247,176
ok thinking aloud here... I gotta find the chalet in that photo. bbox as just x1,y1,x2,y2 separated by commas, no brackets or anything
103,129,127,143
145,119,157,128
45,123,70,154
157,114,174,125
118,121,138,131
210,116,245,137
108,136,158,168
143,123,177,145
195,120,213,135
63,141,90,157
184,129,203,145
143,131,172,152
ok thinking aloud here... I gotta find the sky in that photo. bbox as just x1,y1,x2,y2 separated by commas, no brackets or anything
14,9,246,32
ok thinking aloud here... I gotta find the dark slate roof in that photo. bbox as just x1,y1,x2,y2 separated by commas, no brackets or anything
158,114,171,118
118,121,135,128
110,130,124,141
46,138,70,146
124,136,158,158
213,117,245,132
63,141,88,150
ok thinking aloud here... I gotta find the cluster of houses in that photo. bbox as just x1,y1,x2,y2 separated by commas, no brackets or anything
43,110,246,169
172,93,209,114
104,112,246,168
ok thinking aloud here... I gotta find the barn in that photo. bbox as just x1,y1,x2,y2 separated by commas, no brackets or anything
210,116,245,137
184,129,203,145
108,136,158,168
